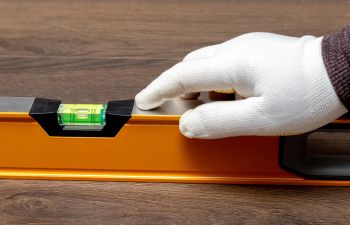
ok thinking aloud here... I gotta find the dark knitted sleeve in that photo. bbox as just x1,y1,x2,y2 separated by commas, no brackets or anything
322,25,350,110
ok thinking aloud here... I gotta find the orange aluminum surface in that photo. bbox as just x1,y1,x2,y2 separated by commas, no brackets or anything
0,112,350,185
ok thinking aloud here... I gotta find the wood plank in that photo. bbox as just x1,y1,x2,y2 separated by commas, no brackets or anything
0,0,349,58
0,56,176,102
1,180,350,225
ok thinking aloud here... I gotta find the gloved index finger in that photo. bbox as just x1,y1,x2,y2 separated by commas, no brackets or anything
135,58,233,110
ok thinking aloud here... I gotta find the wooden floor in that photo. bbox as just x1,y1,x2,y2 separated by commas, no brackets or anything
1,0,350,224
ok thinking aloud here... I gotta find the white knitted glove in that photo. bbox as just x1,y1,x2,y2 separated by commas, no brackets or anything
135,33,347,139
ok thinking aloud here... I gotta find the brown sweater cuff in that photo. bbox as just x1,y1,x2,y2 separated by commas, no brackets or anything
322,25,350,110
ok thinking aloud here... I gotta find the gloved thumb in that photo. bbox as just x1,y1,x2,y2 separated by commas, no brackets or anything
179,97,270,139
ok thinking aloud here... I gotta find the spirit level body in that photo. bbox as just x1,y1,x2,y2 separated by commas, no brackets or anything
0,97,349,185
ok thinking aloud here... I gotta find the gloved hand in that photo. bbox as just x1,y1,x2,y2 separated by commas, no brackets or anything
135,32,347,139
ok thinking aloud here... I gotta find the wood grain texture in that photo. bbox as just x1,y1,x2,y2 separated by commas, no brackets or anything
0,0,349,59
1,0,350,224
0,56,176,102
1,180,350,225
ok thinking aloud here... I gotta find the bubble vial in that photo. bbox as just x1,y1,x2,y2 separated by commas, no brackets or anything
57,104,107,126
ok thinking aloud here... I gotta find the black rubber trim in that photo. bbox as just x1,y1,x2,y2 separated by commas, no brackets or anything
29,98,134,137
279,123,350,180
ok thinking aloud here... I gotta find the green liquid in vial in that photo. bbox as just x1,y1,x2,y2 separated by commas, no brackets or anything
58,104,107,126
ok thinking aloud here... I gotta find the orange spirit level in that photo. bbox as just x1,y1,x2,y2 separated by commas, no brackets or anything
1,97,350,185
